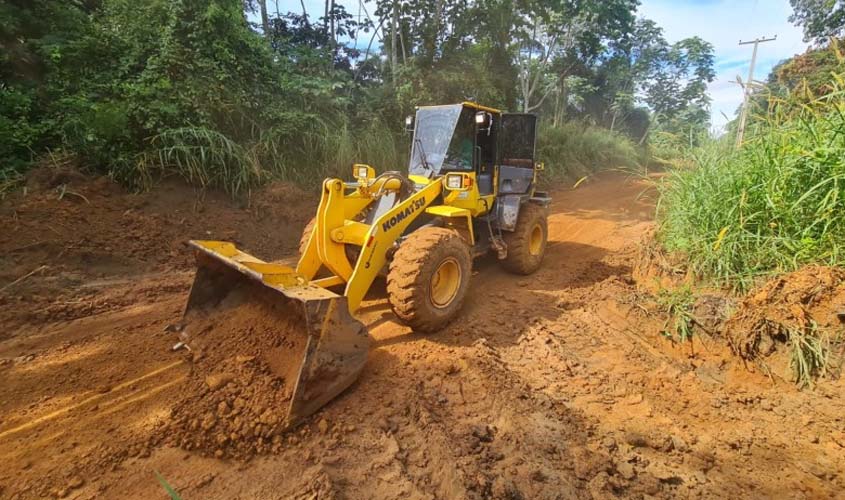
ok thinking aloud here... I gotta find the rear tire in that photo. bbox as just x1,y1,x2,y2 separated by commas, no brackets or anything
501,203,547,275
387,227,472,332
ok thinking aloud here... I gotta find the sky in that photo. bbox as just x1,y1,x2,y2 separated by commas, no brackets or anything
638,0,809,133
272,0,810,133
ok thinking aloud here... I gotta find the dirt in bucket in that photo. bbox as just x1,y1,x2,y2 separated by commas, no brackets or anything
162,282,309,460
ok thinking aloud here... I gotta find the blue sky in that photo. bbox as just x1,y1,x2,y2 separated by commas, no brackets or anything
638,0,808,133
273,0,809,132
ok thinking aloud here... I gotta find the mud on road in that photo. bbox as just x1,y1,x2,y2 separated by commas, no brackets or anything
1,170,843,499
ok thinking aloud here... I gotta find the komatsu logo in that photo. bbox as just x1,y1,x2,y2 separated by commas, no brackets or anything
382,197,426,232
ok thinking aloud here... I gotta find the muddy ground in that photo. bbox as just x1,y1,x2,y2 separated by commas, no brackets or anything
0,170,843,499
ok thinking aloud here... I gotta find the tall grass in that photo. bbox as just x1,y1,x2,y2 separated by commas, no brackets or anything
537,121,641,181
143,116,405,194
151,127,259,194
657,70,845,291
0,170,24,199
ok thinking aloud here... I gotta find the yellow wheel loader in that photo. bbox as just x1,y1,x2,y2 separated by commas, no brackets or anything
182,102,550,425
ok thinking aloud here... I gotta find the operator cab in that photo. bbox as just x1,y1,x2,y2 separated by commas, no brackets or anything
407,103,538,197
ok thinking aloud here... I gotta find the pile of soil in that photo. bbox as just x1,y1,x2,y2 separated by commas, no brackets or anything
0,165,315,332
163,281,308,459
725,265,845,364
631,231,691,293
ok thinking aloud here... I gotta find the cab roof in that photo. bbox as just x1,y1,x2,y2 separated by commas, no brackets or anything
415,102,502,115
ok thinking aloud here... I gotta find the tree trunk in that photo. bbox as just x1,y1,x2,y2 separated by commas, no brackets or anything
559,78,568,125
299,0,308,26
399,27,408,64
258,0,269,35
391,0,399,82
329,0,335,45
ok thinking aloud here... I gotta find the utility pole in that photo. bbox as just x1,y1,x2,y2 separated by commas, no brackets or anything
735,35,777,147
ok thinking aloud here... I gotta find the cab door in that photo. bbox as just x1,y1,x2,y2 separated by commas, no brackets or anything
498,113,538,194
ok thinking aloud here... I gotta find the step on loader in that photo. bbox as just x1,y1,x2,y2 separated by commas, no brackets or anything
181,102,551,425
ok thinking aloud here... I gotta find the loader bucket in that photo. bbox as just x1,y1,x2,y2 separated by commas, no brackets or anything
181,240,370,425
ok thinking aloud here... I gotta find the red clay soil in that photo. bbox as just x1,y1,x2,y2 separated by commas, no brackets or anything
0,167,314,333
726,266,845,366
0,169,843,499
163,282,308,459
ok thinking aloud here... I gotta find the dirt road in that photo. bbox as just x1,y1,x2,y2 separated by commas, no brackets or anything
1,171,842,499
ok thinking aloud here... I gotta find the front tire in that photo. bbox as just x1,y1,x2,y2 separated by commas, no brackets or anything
501,203,547,275
299,217,317,255
299,216,361,266
387,227,472,332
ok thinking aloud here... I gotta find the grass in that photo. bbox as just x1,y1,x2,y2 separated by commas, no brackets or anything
788,322,837,388
150,127,259,195
143,117,405,194
657,66,845,292
154,470,182,500
0,170,24,199
537,121,641,181
655,284,697,342
142,117,639,195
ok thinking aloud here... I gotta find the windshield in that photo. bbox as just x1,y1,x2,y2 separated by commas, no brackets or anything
408,105,462,177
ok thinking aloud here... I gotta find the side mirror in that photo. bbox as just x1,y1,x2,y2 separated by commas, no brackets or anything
404,115,414,134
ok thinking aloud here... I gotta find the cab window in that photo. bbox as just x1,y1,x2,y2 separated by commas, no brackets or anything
442,108,476,171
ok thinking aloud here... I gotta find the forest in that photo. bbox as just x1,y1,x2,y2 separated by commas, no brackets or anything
1,0,716,193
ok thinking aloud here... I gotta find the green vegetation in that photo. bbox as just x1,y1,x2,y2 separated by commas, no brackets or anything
788,322,836,388
789,0,845,43
656,28,845,385
538,122,640,180
657,45,845,291
154,470,182,500
1,0,718,194
655,284,697,343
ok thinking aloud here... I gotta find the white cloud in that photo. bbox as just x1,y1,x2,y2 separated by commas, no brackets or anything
638,0,809,134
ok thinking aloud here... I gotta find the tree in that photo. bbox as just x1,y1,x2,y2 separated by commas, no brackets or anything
515,0,637,113
593,18,667,133
790,0,845,44
642,37,715,139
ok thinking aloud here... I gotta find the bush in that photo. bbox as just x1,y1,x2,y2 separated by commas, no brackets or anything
141,116,405,194
657,72,845,291
537,121,641,180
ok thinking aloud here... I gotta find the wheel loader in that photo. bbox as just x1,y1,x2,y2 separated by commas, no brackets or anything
182,102,550,425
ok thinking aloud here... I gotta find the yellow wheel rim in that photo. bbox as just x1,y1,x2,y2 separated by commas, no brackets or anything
529,224,544,256
430,257,461,308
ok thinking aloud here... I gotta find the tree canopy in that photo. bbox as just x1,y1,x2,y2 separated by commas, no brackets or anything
1,0,719,190
790,0,845,43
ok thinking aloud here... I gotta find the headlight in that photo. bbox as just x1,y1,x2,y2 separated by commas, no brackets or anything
475,112,487,125
446,174,463,190
353,164,373,180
